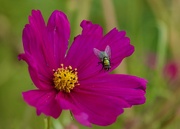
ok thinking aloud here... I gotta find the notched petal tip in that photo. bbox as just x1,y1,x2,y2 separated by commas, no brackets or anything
17,54,29,63
80,20,103,37
18,54,23,61
80,20,92,28
31,9,40,14
29,9,41,22
136,77,147,91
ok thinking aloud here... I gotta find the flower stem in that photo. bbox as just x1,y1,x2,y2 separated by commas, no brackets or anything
44,117,50,129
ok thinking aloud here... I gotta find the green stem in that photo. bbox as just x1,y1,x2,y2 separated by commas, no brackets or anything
156,20,168,71
44,117,50,129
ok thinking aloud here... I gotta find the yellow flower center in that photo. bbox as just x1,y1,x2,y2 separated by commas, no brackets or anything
53,64,79,93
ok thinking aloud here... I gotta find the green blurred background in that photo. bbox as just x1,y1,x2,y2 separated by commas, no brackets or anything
0,0,180,129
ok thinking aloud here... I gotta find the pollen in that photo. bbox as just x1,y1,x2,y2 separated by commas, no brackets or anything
53,64,79,93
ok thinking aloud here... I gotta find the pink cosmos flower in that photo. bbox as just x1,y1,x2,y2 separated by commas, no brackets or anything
163,60,179,81
18,10,147,127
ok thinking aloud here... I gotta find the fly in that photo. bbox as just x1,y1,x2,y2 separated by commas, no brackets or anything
93,45,111,71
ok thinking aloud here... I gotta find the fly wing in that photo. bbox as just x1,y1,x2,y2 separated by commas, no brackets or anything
93,48,105,60
104,45,111,59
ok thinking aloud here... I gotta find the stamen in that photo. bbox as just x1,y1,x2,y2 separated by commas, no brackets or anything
53,64,79,93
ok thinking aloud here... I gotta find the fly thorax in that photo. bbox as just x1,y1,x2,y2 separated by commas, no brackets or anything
103,57,110,65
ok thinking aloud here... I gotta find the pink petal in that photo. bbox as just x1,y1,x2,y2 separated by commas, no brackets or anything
22,89,62,118
64,20,104,79
73,110,91,127
23,10,58,69
18,53,53,90
56,89,129,126
70,90,126,126
20,10,71,89
65,21,134,80
65,35,104,79
47,10,70,67
56,91,125,126
97,28,134,71
56,92,92,127
79,74,147,105
56,92,74,110
62,74,147,126
80,20,103,37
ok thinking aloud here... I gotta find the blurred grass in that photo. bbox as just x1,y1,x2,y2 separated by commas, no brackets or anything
0,0,180,129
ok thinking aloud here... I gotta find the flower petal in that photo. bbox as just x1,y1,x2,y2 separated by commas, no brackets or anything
20,10,70,89
47,10,70,67
96,28,134,71
65,20,103,68
79,74,147,105
65,35,104,79
73,111,91,127
56,91,125,126
65,21,134,80
62,74,146,126
56,92,92,127
22,89,62,118
18,53,53,90
64,20,104,79
80,20,103,37
70,90,127,126
22,10,58,71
